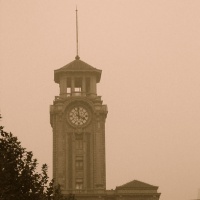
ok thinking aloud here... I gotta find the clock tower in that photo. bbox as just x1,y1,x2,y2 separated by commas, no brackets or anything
50,55,108,194
50,9,161,199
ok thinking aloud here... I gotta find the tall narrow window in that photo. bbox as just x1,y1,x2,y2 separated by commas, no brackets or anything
67,87,71,95
75,77,82,96
76,139,83,149
76,160,83,170
75,179,83,190
67,78,71,96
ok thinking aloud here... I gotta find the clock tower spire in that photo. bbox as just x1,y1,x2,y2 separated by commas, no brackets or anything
75,6,79,60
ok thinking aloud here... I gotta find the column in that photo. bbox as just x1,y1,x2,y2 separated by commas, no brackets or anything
72,133,76,190
82,76,86,96
60,76,67,97
90,76,97,97
94,129,102,188
55,115,65,187
71,77,75,96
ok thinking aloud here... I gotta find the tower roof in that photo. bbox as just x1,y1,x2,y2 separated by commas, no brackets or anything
54,58,102,83
116,180,158,190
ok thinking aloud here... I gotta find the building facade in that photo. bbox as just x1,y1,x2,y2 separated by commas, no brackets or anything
50,56,161,200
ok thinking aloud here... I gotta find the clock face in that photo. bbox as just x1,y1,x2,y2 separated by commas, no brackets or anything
68,106,90,127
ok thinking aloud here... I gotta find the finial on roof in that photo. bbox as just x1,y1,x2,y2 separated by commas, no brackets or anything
75,55,80,60
75,6,79,59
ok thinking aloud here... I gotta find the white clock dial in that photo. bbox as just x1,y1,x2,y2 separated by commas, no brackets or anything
69,106,89,126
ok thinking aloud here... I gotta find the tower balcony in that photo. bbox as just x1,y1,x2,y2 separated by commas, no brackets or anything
55,92,97,101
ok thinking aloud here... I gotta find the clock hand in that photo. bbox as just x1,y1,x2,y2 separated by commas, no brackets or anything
80,115,87,121
77,107,80,118
79,116,85,120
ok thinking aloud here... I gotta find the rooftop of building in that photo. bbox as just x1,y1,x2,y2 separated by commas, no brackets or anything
54,56,102,83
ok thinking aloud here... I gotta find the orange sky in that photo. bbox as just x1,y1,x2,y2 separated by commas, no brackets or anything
1,1,200,200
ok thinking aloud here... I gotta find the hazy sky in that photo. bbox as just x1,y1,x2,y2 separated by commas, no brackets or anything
1,1,200,200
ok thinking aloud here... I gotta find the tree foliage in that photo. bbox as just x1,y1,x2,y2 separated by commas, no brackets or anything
0,115,56,199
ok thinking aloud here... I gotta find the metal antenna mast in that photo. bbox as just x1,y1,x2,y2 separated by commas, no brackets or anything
75,6,80,59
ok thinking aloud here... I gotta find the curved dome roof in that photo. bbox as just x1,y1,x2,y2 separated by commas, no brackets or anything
54,58,102,83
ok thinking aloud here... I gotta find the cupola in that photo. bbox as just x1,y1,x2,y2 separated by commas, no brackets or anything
54,57,102,98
